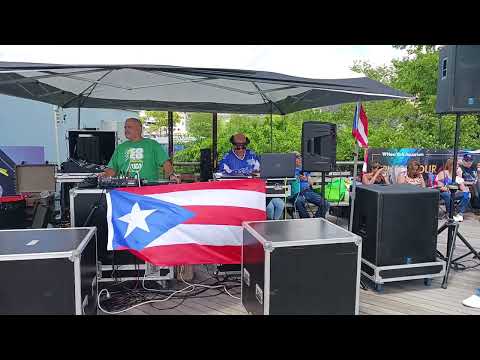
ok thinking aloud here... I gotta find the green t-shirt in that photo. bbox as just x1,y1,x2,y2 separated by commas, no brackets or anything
107,138,169,181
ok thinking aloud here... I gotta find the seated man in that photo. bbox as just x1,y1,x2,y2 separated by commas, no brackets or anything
460,154,480,209
266,197,285,220
290,152,330,219
218,133,260,176
217,133,283,220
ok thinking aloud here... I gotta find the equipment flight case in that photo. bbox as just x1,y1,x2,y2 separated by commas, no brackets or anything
0,227,98,315
352,185,446,292
242,218,362,315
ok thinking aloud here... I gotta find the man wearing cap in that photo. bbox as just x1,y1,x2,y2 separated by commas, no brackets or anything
217,133,284,220
218,133,260,176
460,154,480,209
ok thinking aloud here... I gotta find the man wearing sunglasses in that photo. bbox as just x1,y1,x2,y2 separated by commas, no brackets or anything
218,133,260,177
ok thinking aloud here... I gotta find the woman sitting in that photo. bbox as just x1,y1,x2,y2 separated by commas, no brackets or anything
362,162,390,185
397,160,426,187
435,158,470,222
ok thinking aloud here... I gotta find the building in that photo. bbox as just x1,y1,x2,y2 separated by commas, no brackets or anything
0,94,137,164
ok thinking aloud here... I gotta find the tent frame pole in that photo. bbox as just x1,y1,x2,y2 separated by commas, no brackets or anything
212,112,218,172
349,102,361,232
168,111,174,159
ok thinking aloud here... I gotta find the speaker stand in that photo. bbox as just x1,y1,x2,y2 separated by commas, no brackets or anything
437,215,480,289
436,114,480,289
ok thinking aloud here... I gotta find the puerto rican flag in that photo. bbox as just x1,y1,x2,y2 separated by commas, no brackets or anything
352,103,368,148
106,179,266,265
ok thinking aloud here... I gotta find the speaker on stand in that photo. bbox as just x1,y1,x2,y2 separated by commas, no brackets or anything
435,45,480,288
301,121,337,197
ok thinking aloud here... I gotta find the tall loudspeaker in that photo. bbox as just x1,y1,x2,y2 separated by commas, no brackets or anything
301,121,336,172
436,45,480,114
200,148,212,182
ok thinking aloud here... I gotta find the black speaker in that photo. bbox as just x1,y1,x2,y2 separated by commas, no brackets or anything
436,45,480,114
76,135,101,164
200,148,212,182
301,121,336,172
68,130,116,165
352,184,439,266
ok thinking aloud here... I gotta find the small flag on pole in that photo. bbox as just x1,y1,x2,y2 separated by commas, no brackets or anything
352,103,368,148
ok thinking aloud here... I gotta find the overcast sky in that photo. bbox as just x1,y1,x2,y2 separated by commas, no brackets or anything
0,45,406,79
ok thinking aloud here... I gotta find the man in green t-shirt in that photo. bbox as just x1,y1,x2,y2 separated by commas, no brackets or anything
99,118,180,183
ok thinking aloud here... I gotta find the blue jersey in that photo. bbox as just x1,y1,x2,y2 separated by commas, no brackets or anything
295,167,311,192
218,149,260,175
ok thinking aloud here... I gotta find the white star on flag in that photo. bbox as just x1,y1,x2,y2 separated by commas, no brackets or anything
118,202,156,238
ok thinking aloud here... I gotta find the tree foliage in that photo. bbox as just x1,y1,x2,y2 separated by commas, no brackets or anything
140,111,181,134
173,46,480,164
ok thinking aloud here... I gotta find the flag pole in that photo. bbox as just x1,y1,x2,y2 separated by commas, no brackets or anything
349,102,361,232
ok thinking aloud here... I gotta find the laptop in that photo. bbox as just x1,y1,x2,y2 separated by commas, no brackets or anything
260,153,296,179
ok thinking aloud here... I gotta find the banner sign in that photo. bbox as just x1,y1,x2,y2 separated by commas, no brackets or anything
367,148,480,185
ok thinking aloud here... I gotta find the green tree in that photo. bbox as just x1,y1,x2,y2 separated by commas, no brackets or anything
140,111,181,134
174,45,480,164
186,112,213,139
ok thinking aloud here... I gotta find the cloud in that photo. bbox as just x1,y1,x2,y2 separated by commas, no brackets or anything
0,45,406,79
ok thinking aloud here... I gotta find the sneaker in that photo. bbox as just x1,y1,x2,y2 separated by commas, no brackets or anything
453,214,464,222
462,289,480,308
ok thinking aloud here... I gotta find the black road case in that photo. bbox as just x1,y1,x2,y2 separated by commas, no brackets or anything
242,218,362,315
352,185,445,291
0,227,98,315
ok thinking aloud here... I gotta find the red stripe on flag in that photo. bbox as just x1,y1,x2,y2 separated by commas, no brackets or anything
359,105,368,136
182,206,266,225
116,178,266,195
128,244,242,265
354,130,368,148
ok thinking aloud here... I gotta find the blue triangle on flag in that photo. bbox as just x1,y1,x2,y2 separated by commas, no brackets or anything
109,190,196,251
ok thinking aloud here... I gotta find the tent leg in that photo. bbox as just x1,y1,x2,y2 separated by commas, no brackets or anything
212,112,218,172
53,106,61,168
168,111,174,159
270,104,273,152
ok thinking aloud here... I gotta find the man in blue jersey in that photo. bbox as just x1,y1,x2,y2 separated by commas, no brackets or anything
291,152,330,218
218,133,284,220
218,133,260,176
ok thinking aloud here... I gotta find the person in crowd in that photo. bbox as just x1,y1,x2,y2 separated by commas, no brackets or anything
460,154,480,210
462,288,480,309
99,117,180,183
435,158,470,222
460,154,477,183
217,133,260,176
362,161,390,185
397,160,426,187
290,152,330,219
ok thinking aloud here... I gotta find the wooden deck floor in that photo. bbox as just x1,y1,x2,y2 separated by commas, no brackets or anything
115,213,480,316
